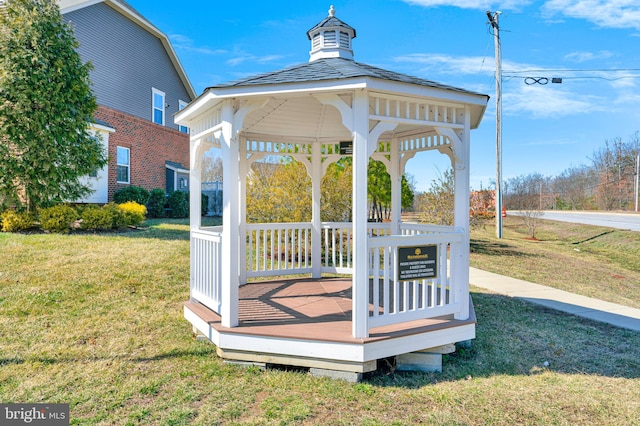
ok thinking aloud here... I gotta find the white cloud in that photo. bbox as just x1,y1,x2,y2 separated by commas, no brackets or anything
393,53,495,76
564,50,614,62
402,0,533,10
169,34,227,56
393,53,640,120
504,84,602,118
542,0,640,30
226,51,286,67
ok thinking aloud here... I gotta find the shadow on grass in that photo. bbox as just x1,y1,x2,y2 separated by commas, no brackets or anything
85,218,222,242
365,291,640,386
0,346,217,367
470,238,538,258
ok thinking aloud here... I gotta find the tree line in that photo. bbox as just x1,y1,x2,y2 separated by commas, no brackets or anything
504,132,640,211
203,155,415,223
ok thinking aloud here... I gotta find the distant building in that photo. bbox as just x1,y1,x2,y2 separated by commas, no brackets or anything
58,0,196,202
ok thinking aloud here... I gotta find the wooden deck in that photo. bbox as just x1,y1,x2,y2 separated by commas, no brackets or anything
184,277,476,375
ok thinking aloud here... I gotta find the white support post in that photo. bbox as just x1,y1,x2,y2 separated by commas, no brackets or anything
189,138,203,231
352,91,370,338
220,101,239,328
239,135,248,285
390,137,401,235
451,108,471,320
311,142,322,278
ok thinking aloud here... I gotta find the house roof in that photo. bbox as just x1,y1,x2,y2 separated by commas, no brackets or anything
206,57,484,98
165,161,188,172
92,118,115,131
58,0,196,100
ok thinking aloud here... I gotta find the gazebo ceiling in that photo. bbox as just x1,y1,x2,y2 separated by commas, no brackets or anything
240,93,451,142
242,95,350,141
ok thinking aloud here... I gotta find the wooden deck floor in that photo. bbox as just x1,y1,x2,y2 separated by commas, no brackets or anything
185,277,475,345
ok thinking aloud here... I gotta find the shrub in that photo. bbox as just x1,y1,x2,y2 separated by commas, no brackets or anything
39,205,78,234
104,203,126,229
146,189,167,219
118,201,146,226
113,186,150,205
1,210,35,232
167,191,189,218
81,206,114,231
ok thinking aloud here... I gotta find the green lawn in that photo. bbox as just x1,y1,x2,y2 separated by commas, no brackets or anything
1,218,639,425
470,216,640,309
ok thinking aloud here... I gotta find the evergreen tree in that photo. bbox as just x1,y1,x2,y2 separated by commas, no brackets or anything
0,0,107,211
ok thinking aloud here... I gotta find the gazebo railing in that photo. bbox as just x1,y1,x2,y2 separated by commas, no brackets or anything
190,227,223,313
190,222,464,326
367,232,463,329
246,222,313,278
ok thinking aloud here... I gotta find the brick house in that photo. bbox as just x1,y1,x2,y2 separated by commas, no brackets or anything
58,0,196,203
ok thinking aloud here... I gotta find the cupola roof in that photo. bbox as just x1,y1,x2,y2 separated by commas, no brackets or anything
306,5,356,62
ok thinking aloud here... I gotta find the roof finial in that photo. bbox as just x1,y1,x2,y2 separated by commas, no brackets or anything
328,5,335,17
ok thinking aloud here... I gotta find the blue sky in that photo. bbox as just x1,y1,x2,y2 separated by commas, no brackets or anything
131,0,640,192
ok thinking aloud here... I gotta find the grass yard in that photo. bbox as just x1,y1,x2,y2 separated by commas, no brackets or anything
470,216,640,309
1,218,639,425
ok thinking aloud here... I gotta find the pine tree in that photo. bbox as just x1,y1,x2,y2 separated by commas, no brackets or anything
0,0,107,211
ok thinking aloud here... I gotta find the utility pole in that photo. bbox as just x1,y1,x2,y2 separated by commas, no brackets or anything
487,10,503,238
635,154,639,212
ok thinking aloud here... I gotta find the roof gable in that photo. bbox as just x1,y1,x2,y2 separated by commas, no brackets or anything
58,0,195,99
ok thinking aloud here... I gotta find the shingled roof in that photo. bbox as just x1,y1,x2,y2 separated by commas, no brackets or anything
205,57,484,97
306,11,356,39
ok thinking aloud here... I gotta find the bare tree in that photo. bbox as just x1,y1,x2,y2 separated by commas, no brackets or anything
505,173,546,238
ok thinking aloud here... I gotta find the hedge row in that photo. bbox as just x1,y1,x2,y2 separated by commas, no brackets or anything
0,187,202,233
112,186,203,219
0,202,146,234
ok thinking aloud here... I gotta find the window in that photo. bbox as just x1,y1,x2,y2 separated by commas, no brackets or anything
152,88,165,125
116,146,130,184
178,100,189,133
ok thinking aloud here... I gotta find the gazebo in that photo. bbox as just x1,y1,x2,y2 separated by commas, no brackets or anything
176,6,489,381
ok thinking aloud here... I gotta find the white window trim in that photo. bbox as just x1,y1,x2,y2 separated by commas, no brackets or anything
116,146,130,184
178,99,189,133
152,87,165,126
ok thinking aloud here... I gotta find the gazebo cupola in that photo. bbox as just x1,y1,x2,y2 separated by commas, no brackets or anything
307,5,356,61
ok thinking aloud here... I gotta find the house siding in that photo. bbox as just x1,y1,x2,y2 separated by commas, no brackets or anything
64,2,192,130
96,105,190,200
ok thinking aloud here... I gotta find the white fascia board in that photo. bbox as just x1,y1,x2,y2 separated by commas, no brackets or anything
165,163,189,173
174,91,222,125
209,79,368,99
58,0,103,14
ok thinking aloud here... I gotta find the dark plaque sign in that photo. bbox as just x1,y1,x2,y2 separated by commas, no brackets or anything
397,245,438,281
339,141,353,155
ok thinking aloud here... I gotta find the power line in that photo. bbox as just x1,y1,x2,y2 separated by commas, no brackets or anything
504,68,640,73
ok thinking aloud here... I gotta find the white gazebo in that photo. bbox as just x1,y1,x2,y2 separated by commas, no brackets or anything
176,6,489,381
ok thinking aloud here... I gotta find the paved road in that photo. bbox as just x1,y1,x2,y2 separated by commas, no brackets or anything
510,210,640,231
